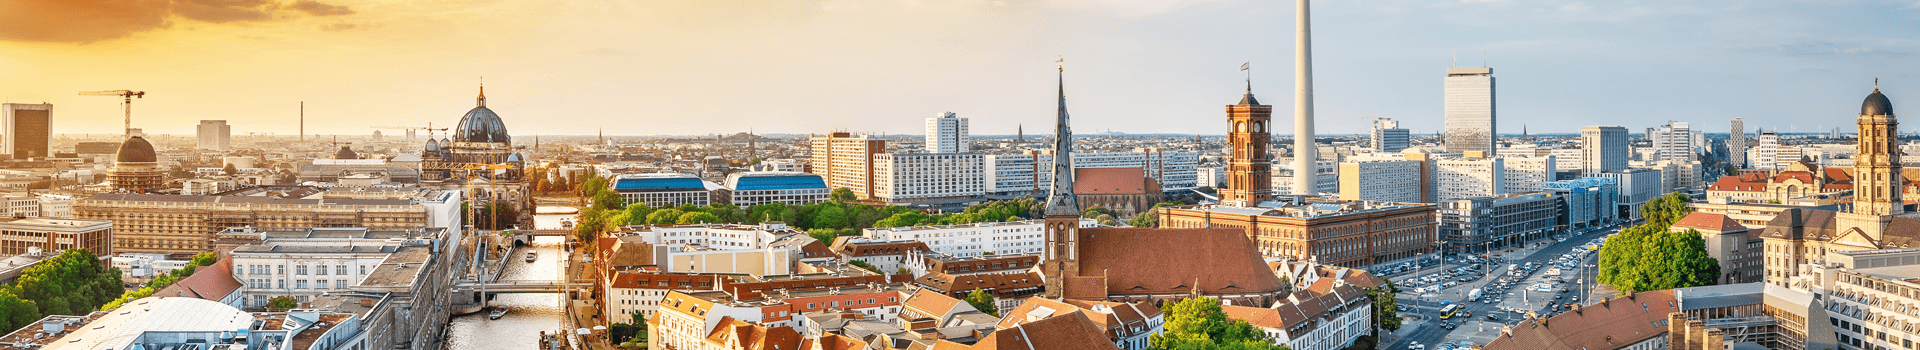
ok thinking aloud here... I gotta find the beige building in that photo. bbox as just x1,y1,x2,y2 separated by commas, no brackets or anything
808,132,885,200
0,217,113,256
77,193,441,255
1337,160,1423,203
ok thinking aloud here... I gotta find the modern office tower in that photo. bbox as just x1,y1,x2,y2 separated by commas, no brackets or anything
925,112,969,153
1647,121,1696,162
1338,160,1422,203
1444,66,1495,155
1500,155,1557,193
1581,126,1629,175
197,120,232,151
1599,168,1663,219
1371,118,1410,153
1730,118,1746,168
1291,0,1317,196
808,132,885,200
1,103,52,160
1222,85,1274,206
1542,177,1619,228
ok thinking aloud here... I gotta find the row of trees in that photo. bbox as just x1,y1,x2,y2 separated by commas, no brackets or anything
569,178,1052,248
0,249,131,331
1597,192,1722,293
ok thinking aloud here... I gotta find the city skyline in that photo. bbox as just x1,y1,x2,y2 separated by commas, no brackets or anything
2,0,1916,137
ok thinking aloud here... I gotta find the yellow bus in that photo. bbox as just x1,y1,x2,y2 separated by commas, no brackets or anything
1439,304,1462,319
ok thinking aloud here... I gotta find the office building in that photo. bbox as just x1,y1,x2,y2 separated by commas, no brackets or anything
1581,126,1628,175
1648,121,1698,162
1444,67,1496,155
925,112,969,153
1635,159,1703,192
1548,148,1583,172
1730,118,1746,168
1751,131,1784,170
808,132,885,200
196,120,231,151
1370,117,1410,153
0,217,113,256
1542,177,1619,229
722,171,829,206
1158,198,1437,269
1337,160,1423,203
612,173,716,207
1,103,52,160
1501,155,1558,193
1599,168,1663,219
1438,192,1559,254
1434,155,1504,201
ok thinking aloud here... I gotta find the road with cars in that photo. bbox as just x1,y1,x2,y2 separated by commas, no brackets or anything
1384,225,1619,350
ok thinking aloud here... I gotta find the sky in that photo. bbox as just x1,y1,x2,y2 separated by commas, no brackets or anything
1,0,1918,138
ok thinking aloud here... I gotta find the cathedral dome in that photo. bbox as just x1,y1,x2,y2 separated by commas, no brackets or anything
115,136,157,163
425,138,440,152
456,87,511,144
336,146,359,160
1863,88,1893,116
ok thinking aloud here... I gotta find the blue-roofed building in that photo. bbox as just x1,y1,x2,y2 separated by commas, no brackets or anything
613,173,715,207
723,171,829,206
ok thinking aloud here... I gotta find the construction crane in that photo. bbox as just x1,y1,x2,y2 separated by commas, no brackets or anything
78,90,146,137
372,124,449,141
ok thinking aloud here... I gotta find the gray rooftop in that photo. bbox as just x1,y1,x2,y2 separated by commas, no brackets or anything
1676,282,1764,311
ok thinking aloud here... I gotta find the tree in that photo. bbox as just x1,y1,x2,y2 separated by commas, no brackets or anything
675,212,721,225
847,260,880,274
593,190,624,212
646,209,686,225
1598,209,1721,293
0,291,40,332
222,163,238,176
1368,281,1402,333
267,296,298,310
1148,297,1288,350
810,205,851,229
965,288,999,317
830,188,858,202
873,210,930,228
1640,192,1694,228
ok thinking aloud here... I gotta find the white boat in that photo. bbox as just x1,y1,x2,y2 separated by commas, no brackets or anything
488,307,509,320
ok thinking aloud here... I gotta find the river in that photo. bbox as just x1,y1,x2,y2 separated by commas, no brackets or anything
445,209,574,350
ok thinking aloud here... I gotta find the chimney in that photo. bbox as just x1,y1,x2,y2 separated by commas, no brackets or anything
1667,313,1688,350
1702,328,1725,350
1685,320,1706,350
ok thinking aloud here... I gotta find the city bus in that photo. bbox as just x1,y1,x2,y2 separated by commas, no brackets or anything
1439,304,1462,319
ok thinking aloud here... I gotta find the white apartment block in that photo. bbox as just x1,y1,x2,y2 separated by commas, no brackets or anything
1633,159,1703,193
1074,149,1200,190
925,112,970,153
861,218,1097,258
617,224,804,275
1434,156,1504,201
1196,166,1224,189
1549,148,1583,171
1648,121,1698,162
984,153,1052,198
872,153,987,203
1276,158,1339,195
1500,155,1557,193
1337,160,1422,203
755,159,806,173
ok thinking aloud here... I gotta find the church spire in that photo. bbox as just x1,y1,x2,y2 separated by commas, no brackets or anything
1044,60,1080,216
477,79,487,107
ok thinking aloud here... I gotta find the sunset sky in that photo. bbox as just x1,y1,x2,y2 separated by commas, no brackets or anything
1,0,1917,137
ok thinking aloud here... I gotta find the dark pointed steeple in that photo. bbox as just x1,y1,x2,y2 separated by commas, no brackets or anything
1044,63,1080,216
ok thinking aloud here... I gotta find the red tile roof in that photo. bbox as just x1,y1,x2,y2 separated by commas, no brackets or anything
154,258,241,302
1482,290,1680,350
1707,175,1766,191
1772,171,1816,184
900,288,969,320
1073,168,1153,195
966,310,1124,350
704,317,804,349
913,272,1043,297
832,240,930,258
1670,212,1747,232
1074,228,1286,297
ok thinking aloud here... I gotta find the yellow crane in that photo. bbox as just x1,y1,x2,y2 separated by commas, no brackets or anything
78,90,146,137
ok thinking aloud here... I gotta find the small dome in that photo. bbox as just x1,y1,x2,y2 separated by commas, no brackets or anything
115,136,157,163
1863,88,1894,116
456,106,511,144
506,153,523,163
425,138,440,151
336,146,359,160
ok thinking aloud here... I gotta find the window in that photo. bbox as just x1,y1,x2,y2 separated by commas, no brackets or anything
360,265,369,275
337,265,348,275
338,279,347,288
279,265,286,275
296,265,307,275
278,280,285,289
296,280,307,289
317,280,329,289
316,265,327,275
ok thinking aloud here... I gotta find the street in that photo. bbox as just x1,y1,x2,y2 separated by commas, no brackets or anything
1382,225,1616,350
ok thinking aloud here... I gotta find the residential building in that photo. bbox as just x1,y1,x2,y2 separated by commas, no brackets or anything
1370,117,1409,153
829,238,928,273
0,297,362,350
1337,160,1423,203
1550,148,1583,172
1634,159,1703,193
1222,283,1372,350
649,288,912,350
77,190,458,256
1542,177,1619,228
1,103,52,160
609,224,806,275
1434,154,1504,201
1582,126,1629,176
1274,158,1339,196
809,132,886,200
1479,291,1683,350
1751,131,1784,170
1438,192,1559,254
871,152,986,206
601,271,728,324
722,171,828,206
612,173,715,207
197,120,232,151
1731,118,1747,168
0,217,112,256
862,218,1095,258
923,307,1125,350
926,112,969,153
1501,155,1558,193
1669,212,1763,284
997,297,1165,350
901,251,1038,277
1074,150,1200,190
985,153,1051,198
911,271,1045,313
1444,67,1496,155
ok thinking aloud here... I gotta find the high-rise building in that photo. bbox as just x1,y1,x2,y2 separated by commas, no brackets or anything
2,103,52,160
1500,155,1557,193
1221,86,1274,206
197,120,232,151
1371,118,1410,153
1730,118,1746,168
1444,67,1495,155
808,132,885,200
1751,131,1782,170
1647,121,1696,162
1434,155,1504,201
1338,160,1422,203
925,112,970,153
1581,125,1628,176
